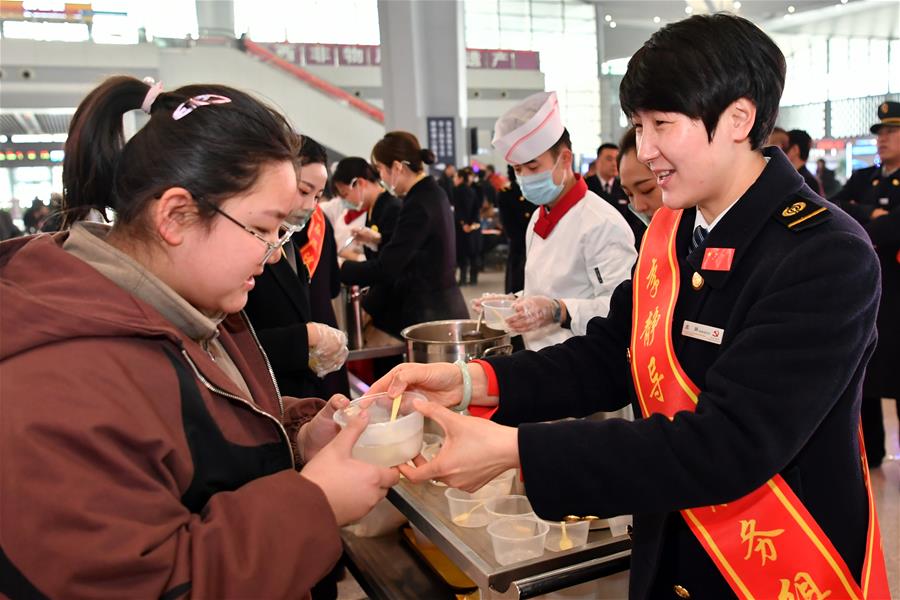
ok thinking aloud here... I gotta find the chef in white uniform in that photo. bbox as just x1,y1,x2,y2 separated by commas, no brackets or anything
491,91,637,350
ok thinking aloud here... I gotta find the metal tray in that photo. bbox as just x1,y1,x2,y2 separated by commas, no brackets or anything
387,477,631,599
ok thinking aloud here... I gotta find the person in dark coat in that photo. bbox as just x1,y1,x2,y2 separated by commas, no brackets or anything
437,164,456,203
452,167,481,286
817,158,841,197
331,157,402,335
496,166,536,294
340,131,468,337
372,15,889,600
786,129,824,196
243,137,349,401
830,100,900,468
586,143,630,213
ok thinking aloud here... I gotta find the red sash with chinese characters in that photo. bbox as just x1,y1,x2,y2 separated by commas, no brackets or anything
630,207,889,600
299,205,326,279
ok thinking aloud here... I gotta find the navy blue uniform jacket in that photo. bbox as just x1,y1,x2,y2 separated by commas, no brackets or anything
483,149,881,599
830,164,900,398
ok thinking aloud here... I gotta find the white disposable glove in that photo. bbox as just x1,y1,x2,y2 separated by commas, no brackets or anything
351,226,382,251
470,292,517,313
307,322,349,377
506,295,558,333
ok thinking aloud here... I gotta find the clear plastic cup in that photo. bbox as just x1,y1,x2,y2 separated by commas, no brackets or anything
487,517,549,565
445,488,492,528
542,519,591,552
485,494,535,523
482,299,516,332
332,391,425,467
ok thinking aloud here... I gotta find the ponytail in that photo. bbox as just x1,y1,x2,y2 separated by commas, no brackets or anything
62,76,147,226
419,148,436,166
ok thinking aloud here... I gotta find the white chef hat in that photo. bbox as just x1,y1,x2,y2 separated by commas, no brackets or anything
492,91,564,165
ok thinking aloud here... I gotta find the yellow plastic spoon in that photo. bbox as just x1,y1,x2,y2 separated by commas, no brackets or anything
389,395,402,422
558,521,573,550
452,502,485,525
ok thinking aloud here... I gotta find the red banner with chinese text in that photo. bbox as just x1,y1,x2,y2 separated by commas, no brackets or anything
299,205,326,279
630,207,889,600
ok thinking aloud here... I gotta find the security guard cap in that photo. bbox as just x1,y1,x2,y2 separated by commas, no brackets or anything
870,101,900,134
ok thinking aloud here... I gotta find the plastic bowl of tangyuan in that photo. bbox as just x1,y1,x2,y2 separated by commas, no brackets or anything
332,391,425,467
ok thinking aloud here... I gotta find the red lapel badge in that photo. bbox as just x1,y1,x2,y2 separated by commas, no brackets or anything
701,247,735,271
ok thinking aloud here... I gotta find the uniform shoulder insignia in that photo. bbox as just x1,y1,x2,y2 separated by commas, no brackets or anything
773,197,831,232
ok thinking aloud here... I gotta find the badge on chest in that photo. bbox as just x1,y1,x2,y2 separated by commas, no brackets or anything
681,320,724,345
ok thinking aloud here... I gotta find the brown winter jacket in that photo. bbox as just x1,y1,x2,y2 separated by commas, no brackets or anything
0,232,342,599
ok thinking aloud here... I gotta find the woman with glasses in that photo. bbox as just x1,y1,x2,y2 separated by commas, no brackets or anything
339,131,468,337
0,76,399,598
244,137,350,403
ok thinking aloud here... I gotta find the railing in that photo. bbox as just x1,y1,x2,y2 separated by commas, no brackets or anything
242,38,385,124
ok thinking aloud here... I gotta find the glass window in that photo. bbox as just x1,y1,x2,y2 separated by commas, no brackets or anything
2,21,90,42
234,0,379,44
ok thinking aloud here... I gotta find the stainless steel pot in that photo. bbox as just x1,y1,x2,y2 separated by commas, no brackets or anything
401,319,512,363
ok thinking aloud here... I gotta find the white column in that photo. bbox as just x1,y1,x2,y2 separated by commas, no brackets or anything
377,0,468,168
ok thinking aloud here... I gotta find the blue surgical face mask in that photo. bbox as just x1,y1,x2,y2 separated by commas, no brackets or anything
519,159,564,206
341,178,365,211
627,203,652,227
289,207,314,231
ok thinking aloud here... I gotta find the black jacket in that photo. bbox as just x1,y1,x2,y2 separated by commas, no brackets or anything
359,192,403,332
587,175,630,209
340,176,467,336
485,149,879,599
830,164,900,398
243,218,347,399
295,215,348,398
451,183,480,261
798,164,823,196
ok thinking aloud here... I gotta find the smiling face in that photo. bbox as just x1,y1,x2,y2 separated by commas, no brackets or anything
175,160,300,315
634,106,749,213
618,148,663,219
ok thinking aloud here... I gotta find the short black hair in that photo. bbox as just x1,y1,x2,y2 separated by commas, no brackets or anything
787,129,813,161
619,13,785,150
547,128,572,159
616,128,637,168
333,156,378,185
597,143,619,157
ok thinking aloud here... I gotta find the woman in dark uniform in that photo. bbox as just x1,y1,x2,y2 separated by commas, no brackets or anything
331,157,402,336
339,131,468,337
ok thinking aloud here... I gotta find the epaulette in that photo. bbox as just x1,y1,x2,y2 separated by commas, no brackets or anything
773,197,831,232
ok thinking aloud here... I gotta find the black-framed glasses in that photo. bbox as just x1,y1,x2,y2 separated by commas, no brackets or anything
195,197,300,265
